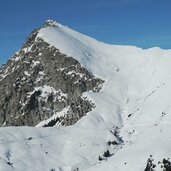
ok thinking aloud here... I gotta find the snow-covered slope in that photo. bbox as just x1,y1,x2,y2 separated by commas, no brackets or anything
1,20,171,171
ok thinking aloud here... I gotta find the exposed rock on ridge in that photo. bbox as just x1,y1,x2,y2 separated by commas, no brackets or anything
0,20,104,127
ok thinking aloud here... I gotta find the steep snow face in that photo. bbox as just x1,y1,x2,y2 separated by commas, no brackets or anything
37,23,142,128
37,22,171,127
1,20,171,170
37,22,171,170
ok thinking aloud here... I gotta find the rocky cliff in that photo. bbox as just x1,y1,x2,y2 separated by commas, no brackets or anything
0,20,104,127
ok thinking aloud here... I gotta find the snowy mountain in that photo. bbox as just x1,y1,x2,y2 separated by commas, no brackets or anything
0,20,103,127
0,20,171,171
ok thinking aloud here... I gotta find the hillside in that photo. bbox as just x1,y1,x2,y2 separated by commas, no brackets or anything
0,20,171,171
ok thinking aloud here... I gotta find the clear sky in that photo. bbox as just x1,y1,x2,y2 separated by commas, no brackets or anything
0,0,171,64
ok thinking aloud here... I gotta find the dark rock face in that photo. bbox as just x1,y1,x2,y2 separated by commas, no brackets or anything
0,22,104,127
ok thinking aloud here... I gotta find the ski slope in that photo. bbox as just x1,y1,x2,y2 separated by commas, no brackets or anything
1,20,171,170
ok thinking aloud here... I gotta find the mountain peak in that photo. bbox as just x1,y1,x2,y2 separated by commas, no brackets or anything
1,19,171,171
43,19,62,28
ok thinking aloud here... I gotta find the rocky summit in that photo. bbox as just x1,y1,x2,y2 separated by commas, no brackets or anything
0,20,104,127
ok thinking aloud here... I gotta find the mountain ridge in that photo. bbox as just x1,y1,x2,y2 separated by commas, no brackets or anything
0,20,171,171
0,20,104,127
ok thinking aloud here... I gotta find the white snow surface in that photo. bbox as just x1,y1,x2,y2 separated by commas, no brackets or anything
1,21,171,170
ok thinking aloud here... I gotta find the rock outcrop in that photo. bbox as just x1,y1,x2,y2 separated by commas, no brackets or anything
0,20,104,127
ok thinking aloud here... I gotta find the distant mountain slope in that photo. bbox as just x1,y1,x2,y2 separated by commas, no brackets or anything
0,20,171,171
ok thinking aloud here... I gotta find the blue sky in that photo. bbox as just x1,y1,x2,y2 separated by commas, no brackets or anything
0,0,171,64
